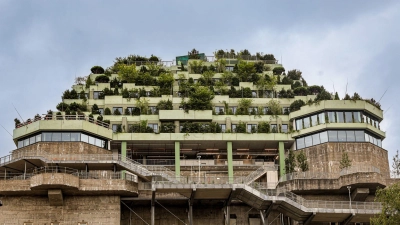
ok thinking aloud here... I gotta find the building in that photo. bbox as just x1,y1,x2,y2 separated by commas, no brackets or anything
0,51,391,225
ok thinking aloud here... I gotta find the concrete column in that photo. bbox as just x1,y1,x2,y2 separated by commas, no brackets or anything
174,121,180,133
226,117,232,132
121,141,127,179
151,205,155,225
175,142,180,179
143,155,147,165
227,142,233,183
188,204,193,225
279,142,285,178
225,206,230,225
122,117,128,132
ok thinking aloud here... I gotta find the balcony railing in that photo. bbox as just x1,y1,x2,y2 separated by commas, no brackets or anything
15,114,111,129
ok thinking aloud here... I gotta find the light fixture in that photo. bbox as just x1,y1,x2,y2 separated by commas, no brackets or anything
206,148,219,151
237,149,249,151
181,149,192,151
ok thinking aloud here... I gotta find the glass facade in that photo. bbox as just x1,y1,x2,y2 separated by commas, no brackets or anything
295,111,381,131
296,130,382,150
17,132,108,149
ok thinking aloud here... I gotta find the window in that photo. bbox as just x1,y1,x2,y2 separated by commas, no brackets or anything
148,123,158,133
98,108,104,115
232,124,237,133
296,119,303,130
328,112,336,123
336,112,344,123
112,124,121,132
18,141,23,148
88,136,95,145
220,124,226,132
71,133,80,141
81,133,88,143
355,131,364,142
328,130,338,142
312,133,320,145
282,107,290,115
318,113,326,124
346,130,355,142
36,134,41,142
225,66,234,72
247,124,257,133
263,107,268,115
353,112,361,123
364,133,370,142
304,136,313,147
338,131,346,142
345,112,353,123
320,131,328,143
271,124,277,133
230,107,237,115
52,133,62,141
311,115,318,127
281,124,288,133
29,136,35,145
93,91,102,99
149,106,157,115
43,132,52,142
24,139,29,147
303,117,310,129
112,107,123,115
248,107,258,114
297,138,305,149
62,133,71,141
251,91,257,98
215,106,225,114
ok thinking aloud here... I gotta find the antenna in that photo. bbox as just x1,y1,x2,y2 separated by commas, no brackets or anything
377,86,389,105
12,103,27,128
0,124,13,137
384,105,392,115
344,78,348,104
331,80,336,95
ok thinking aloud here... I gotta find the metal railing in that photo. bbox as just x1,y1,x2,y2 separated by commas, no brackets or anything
15,114,111,129
279,165,381,182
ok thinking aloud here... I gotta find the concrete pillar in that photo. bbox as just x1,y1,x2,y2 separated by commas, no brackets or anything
121,141,127,179
143,155,147,165
175,141,181,179
227,142,233,183
188,204,193,225
225,206,230,225
122,117,128,132
226,117,232,132
151,205,155,225
279,142,285,177
174,121,180,133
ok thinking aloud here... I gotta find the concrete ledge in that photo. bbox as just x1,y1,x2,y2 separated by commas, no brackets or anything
30,173,79,190
48,189,63,206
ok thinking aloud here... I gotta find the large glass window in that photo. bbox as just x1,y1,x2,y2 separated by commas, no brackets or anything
336,112,344,123
296,119,303,130
62,133,71,141
112,107,123,115
311,115,318,127
148,123,159,133
270,124,277,133
52,133,62,141
24,139,29,147
303,117,310,129
232,124,237,133
36,134,41,142
328,112,336,123
355,131,364,142
328,130,338,142
320,131,328,143
312,133,321,145
305,136,313,147
43,132,52,142
18,141,23,148
353,112,361,123
297,138,305,149
338,131,346,142
281,124,288,133
318,113,326,124
346,130,355,142
71,133,80,141
345,112,353,123
29,136,35,145
88,136,95,145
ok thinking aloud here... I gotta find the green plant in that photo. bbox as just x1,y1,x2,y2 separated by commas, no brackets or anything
91,104,100,114
85,76,94,88
297,151,309,172
187,86,214,110
104,107,111,115
91,66,105,74
339,152,352,170
257,122,270,133
161,123,175,133
370,183,400,224
285,149,296,174
272,66,285,75
235,122,246,133
289,100,305,113
97,115,103,121
56,102,69,111
95,75,110,83
14,118,21,128
157,99,173,110
136,98,149,115
267,99,282,118
113,108,121,115
237,98,253,115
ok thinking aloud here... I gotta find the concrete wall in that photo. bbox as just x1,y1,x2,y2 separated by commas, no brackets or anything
297,142,389,178
0,195,120,224
13,142,112,156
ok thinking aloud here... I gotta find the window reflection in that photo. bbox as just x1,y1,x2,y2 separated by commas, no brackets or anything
18,132,108,149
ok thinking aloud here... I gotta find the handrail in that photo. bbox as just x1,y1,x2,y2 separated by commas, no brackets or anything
15,114,111,130
279,165,381,182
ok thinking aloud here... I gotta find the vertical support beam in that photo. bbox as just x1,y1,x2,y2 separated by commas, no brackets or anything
224,206,230,225
188,202,193,225
121,141,127,179
175,141,181,180
151,191,155,225
278,142,285,178
227,141,233,183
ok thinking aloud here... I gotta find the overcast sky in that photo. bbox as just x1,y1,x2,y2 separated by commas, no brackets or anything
0,1,399,165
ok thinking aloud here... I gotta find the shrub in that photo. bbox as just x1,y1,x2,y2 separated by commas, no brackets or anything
157,99,173,110
315,90,332,101
56,102,69,111
273,66,285,75
95,75,110,83
289,100,305,112
113,108,121,115
161,123,175,133
104,107,111,115
91,66,105,74
257,122,270,133
287,69,302,80
91,104,100,114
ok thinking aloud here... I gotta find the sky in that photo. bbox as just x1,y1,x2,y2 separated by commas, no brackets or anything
0,1,399,166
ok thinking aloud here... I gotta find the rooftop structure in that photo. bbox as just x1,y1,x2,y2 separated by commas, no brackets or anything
0,49,391,225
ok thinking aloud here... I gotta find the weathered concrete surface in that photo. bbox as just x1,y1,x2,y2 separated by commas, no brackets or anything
48,189,63,206
351,188,369,201
30,173,79,190
13,141,111,156
0,195,120,224
298,142,389,177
